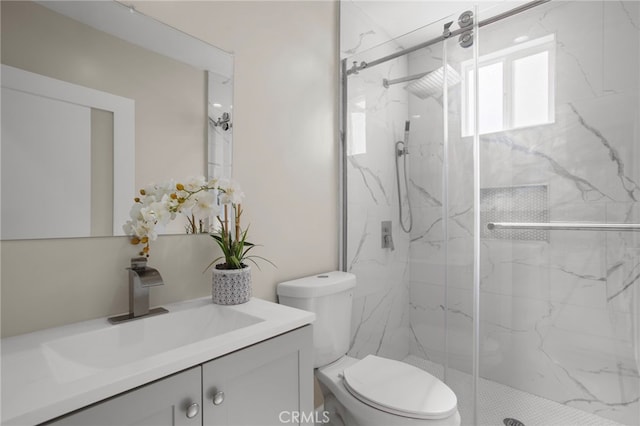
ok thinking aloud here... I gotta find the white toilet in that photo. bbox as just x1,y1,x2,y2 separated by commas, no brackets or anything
277,271,461,426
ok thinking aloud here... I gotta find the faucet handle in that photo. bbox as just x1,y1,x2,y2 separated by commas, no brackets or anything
130,257,148,271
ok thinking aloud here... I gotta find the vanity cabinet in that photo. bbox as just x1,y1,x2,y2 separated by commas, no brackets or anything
45,326,313,426
45,367,202,426
203,325,312,425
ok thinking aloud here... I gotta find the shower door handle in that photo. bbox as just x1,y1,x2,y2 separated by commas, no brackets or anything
487,222,640,232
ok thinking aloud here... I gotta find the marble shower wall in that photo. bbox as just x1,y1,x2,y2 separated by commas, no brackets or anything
407,2,640,424
342,1,639,424
340,1,412,361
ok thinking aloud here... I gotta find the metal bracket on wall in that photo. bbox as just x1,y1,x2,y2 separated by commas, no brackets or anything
210,112,232,131
443,21,453,38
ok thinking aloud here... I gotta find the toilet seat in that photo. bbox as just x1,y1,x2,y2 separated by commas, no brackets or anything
342,355,457,420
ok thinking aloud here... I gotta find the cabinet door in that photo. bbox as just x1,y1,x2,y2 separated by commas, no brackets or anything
202,325,313,426
46,367,202,426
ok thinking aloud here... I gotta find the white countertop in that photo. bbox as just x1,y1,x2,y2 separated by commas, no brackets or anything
1,297,314,425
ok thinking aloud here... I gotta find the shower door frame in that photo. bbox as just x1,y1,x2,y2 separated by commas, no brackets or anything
341,0,640,423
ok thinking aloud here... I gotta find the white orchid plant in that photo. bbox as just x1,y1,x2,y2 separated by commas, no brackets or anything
124,176,235,255
124,176,271,271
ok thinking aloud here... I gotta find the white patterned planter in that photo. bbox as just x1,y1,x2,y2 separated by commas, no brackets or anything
212,265,252,305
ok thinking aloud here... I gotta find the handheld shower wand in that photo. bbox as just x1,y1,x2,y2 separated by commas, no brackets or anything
395,120,413,233
398,120,410,155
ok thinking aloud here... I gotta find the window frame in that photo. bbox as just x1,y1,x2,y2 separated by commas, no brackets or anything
461,33,556,137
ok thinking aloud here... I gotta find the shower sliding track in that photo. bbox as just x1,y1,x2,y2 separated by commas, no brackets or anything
345,0,551,76
487,222,640,232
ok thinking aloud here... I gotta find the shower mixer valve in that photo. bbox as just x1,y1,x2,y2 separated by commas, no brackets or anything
381,220,395,251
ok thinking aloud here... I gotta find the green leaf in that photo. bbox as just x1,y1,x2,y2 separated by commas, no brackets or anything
205,224,273,272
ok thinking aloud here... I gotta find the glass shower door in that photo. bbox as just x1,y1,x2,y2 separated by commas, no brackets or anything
342,8,478,421
395,11,479,420
475,2,640,425
438,18,477,423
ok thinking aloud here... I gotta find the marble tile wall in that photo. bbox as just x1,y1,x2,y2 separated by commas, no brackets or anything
342,1,639,424
340,1,413,361
407,2,640,424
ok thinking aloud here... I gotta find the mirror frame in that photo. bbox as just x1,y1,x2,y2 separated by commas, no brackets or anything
1,0,233,240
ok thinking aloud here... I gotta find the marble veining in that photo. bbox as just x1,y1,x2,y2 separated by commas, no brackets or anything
607,262,640,302
342,30,376,56
348,156,389,205
618,1,639,30
568,103,640,202
483,133,613,202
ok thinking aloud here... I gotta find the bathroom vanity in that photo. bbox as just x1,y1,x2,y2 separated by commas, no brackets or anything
1,298,315,425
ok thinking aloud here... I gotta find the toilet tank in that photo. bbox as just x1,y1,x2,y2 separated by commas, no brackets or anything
277,271,356,368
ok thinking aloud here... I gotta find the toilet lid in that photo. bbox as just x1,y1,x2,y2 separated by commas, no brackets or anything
342,355,457,420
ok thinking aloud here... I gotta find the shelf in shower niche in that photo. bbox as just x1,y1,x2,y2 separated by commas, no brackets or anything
480,185,549,242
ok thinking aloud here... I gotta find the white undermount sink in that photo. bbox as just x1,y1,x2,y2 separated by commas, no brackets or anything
41,304,262,381
45,304,262,369
1,297,315,425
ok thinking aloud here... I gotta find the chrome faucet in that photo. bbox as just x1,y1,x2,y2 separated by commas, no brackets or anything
108,257,168,324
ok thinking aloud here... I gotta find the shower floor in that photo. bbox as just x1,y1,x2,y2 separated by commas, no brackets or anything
404,355,623,426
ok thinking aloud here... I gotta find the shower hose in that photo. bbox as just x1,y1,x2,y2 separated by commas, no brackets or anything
395,140,413,233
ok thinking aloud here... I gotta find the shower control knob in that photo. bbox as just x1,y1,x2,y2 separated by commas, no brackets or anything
186,402,199,419
213,391,225,405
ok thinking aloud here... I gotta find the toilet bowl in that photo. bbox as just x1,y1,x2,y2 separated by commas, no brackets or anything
277,272,461,426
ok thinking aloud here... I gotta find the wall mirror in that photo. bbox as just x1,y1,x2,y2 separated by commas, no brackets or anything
1,0,233,240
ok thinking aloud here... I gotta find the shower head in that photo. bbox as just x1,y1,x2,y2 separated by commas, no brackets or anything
404,64,461,100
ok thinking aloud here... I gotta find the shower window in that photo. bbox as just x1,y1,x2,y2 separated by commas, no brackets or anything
462,33,555,136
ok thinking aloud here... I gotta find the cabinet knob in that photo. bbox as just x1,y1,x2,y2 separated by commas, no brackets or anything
213,391,225,405
186,402,200,419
